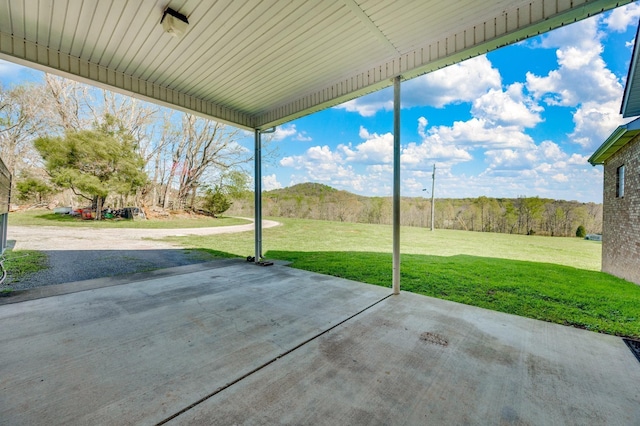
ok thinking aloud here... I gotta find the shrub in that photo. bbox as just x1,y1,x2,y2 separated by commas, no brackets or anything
16,177,53,203
576,225,586,238
202,186,231,216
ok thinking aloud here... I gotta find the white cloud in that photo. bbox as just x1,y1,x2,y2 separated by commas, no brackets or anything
526,16,622,108
524,14,626,150
337,92,393,117
404,167,530,199
279,144,365,190
567,153,589,165
401,140,472,169
403,176,427,193
277,125,413,193
464,135,605,200
526,53,621,107
396,75,544,172
484,149,531,170
273,125,297,140
338,127,394,164
272,124,312,142
403,55,502,108
401,117,473,170
262,174,282,190
535,16,603,50
484,140,565,170
429,118,534,149
280,145,342,169
397,108,539,174
335,55,501,116
568,100,627,148
277,118,602,201
279,157,296,168
471,83,543,128
295,131,312,142
604,3,640,32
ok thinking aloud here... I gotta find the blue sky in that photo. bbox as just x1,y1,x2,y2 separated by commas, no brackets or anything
1,4,640,203
263,4,640,203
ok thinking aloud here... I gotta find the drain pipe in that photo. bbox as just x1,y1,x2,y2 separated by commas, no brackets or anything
254,127,275,264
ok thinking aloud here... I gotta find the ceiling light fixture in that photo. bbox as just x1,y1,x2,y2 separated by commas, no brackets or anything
161,7,189,38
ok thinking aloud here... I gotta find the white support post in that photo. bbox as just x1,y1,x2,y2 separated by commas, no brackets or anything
431,164,436,232
392,76,401,295
254,129,262,263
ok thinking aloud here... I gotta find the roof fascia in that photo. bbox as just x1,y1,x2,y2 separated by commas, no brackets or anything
621,19,640,117
588,117,640,165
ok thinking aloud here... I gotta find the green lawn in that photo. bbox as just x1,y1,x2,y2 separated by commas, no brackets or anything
1,249,48,287
8,209,250,229
168,217,601,270
164,217,640,338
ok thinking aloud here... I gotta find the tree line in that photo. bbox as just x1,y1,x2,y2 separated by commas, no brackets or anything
1,77,254,217
2,77,602,236
227,183,602,237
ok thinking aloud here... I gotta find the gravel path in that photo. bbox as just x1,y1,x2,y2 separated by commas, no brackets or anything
4,219,280,290
8,218,280,251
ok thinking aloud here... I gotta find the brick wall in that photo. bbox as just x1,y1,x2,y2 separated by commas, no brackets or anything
602,134,640,285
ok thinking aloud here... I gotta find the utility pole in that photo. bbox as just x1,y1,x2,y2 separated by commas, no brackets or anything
431,164,435,231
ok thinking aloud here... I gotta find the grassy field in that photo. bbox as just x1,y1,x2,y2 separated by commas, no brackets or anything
8,209,250,229
1,249,48,288
164,217,640,338
168,217,602,270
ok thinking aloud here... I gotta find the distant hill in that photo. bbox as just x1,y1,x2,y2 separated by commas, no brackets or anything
227,183,602,237
267,182,340,198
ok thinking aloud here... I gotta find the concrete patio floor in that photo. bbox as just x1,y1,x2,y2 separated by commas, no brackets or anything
0,259,638,425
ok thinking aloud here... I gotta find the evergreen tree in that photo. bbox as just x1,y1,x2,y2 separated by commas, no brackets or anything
16,176,53,203
34,123,147,218
202,186,231,216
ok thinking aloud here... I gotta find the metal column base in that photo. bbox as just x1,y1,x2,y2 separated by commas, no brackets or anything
246,256,274,266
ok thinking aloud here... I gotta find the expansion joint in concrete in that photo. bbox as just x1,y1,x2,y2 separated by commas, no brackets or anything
156,292,394,425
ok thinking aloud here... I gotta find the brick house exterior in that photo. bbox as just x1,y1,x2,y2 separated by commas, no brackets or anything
589,20,640,285
597,133,640,284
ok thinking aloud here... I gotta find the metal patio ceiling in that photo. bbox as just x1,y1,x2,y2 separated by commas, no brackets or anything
0,0,631,130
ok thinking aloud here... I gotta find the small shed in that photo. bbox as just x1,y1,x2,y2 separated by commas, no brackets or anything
0,157,10,256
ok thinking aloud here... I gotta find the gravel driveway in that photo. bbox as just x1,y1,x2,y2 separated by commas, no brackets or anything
4,219,280,290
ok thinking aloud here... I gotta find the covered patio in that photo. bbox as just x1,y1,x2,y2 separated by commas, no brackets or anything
2,1,639,424
1,0,632,288
1,260,638,424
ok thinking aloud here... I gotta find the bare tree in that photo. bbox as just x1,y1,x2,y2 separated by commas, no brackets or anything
43,74,89,132
0,84,49,178
474,196,490,231
146,113,178,207
168,114,249,209
162,119,187,209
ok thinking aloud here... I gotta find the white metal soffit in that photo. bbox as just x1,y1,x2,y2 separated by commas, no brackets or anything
0,0,632,130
